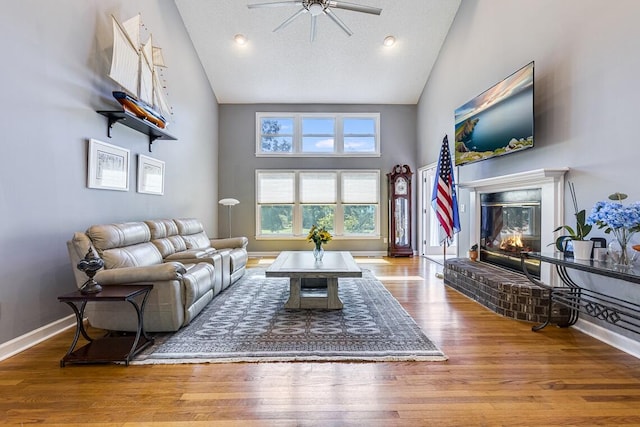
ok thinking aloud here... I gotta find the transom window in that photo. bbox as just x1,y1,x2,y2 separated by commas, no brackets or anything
256,113,380,157
256,170,380,239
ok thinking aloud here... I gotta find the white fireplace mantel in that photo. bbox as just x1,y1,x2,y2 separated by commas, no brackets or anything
458,168,569,192
459,168,569,285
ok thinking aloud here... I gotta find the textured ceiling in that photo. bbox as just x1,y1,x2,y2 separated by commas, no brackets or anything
174,0,461,104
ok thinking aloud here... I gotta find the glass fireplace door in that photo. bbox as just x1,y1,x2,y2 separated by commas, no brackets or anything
480,189,541,277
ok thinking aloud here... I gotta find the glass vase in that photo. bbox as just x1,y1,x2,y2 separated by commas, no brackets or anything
609,228,636,267
313,243,324,262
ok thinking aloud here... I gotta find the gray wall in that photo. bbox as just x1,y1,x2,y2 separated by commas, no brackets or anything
0,0,219,345
417,0,640,338
218,104,417,253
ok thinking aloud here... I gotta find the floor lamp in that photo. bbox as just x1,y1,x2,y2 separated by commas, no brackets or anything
218,198,240,238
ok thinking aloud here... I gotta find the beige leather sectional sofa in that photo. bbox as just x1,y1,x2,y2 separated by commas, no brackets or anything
67,218,248,332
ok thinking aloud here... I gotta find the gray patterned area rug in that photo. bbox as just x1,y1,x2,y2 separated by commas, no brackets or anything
133,268,447,364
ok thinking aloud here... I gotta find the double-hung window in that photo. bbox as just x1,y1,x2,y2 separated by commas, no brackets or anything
256,113,380,157
256,170,380,239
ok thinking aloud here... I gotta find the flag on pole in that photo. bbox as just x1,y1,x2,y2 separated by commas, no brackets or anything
431,135,461,243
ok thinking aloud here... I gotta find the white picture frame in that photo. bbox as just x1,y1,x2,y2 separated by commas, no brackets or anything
137,154,165,195
87,139,130,191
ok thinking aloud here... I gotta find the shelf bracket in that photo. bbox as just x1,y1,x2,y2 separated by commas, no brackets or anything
106,116,124,138
148,135,161,153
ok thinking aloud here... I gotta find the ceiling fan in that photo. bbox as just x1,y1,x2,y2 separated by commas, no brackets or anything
247,0,382,42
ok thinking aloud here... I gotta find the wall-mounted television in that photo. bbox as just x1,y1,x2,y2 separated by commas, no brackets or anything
454,61,534,166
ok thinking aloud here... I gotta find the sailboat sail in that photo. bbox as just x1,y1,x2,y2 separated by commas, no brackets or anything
109,15,139,96
140,37,154,105
108,14,171,128
151,46,171,118
152,46,166,68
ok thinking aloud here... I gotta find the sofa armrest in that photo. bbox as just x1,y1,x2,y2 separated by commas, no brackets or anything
93,262,186,285
165,249,215,260
209,237,248,250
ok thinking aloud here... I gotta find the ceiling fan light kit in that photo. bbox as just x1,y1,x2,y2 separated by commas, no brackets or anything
247,0,382,42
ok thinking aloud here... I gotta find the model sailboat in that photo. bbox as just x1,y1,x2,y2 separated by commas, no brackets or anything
109,14,171,129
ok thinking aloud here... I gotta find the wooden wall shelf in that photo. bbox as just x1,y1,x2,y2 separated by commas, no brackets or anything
97,110,176,152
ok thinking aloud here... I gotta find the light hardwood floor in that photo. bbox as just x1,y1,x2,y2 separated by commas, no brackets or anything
2,256,640,426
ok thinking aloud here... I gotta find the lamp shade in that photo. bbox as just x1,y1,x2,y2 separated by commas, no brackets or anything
218,198,240,206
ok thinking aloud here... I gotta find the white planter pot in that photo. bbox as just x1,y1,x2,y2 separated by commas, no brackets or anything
572,240,594,260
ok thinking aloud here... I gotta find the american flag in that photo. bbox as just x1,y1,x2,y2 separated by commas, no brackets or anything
431,135,461,242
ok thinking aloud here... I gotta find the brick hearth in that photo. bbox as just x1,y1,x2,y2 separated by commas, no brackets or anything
444,258,570,325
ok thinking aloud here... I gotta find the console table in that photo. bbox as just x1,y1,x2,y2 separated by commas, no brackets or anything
521,252,640,333
58,285,154,367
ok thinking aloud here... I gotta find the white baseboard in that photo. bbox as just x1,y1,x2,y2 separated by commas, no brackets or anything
574,319,640,359
0,315,76,362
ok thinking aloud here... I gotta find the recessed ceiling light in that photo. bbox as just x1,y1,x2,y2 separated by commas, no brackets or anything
234,34,248,45
383,36,396,47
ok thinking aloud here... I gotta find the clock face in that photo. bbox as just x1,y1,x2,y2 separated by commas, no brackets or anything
395,177,407,195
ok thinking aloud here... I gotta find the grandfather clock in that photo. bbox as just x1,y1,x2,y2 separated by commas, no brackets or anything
387,164,413,257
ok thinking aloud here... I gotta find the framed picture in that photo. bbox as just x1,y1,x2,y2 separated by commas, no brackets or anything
87,139,130,191
137,154,165,195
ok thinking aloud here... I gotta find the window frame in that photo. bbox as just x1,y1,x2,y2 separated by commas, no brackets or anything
256,112,381,157
255,169,381,240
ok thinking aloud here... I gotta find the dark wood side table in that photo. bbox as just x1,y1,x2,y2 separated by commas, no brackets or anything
58,284,154,367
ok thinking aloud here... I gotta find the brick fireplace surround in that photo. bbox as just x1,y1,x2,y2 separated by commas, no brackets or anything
447,168,572,326
444,258,570,325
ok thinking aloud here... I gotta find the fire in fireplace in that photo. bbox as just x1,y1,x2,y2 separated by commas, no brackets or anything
480,189,541,277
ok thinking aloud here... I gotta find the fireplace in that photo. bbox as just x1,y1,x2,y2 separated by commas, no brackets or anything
460,168,569,287
480,189,541,277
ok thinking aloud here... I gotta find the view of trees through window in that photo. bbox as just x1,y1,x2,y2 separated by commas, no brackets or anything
302,205,335,232
344,205,376,234
259,205,293,234
256,170,379,238
261,118,292,153
257,113,380,156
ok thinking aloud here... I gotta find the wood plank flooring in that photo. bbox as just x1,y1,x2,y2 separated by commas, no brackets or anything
2,256,640,426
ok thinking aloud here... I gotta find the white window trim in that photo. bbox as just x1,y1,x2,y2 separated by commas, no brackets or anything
256,112,381,157
255,169,381,240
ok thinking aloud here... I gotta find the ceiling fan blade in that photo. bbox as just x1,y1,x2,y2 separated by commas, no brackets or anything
328,1,382,15
310,15,317,42
325,8,353,36
248,1,303,9
273,8,307,32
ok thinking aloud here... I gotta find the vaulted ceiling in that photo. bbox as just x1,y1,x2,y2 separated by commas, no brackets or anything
174,0,461,104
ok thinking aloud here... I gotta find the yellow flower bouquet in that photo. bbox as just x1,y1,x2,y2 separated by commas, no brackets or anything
307,225,332,250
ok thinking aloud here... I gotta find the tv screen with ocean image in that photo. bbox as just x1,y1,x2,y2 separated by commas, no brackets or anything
454,62,534,166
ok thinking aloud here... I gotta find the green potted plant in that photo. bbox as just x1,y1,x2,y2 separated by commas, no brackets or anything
469,244,479,261
552,182,593,259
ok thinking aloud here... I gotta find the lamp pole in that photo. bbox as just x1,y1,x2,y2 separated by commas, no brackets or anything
218,198,240,238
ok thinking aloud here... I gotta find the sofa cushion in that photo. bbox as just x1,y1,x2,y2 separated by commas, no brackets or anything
146,219,179,239
145,219,188,258
174,218,204,235
87,222,151,251
174,218,212,250
101,242,164,269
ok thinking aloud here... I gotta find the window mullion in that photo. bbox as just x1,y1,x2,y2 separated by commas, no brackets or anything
336,170,343,235
336,115,344,154
293,170,301,235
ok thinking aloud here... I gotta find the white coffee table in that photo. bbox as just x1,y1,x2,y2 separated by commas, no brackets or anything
265,251,362,309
